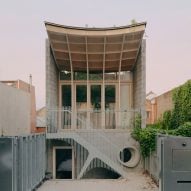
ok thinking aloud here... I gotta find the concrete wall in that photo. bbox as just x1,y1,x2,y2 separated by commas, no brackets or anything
144,151,159,183
46,39,59,132
18,80,37,133
133,39,146,128
0,82,31,136
1,80,37,132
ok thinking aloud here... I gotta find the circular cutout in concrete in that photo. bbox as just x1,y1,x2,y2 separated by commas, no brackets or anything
118,147,140,168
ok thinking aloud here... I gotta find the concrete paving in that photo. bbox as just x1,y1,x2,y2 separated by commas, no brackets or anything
37,172,158,191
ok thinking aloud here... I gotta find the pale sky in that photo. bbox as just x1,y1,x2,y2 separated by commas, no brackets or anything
0,0,191,109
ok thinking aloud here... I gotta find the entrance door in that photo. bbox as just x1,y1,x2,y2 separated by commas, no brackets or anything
54,147,73,179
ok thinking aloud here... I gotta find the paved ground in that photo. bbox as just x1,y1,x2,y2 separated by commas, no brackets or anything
37,172,158,191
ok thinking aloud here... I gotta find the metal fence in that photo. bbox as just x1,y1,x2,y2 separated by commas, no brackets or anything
47,108,138,132
0,133,46,191
144,135,191,191
158,135,191,191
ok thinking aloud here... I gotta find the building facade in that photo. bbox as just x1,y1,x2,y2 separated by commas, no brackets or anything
45,22,146,179
146,90,173,124
0,80,38,135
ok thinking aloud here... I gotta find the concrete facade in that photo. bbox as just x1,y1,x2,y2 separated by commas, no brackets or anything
0,82,31,136
45,22,147,179
46,40,59,110
133,40,146,128
46,40,59,132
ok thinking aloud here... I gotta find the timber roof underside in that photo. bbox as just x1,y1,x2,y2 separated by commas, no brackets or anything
45,22,146,72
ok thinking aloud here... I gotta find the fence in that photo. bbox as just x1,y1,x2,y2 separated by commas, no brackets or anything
0,133,46,191
158,135,191,191
47,108,138,132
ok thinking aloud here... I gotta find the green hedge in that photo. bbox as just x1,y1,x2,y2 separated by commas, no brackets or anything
167,80,191,129
132,122,191,158
133,80,191,158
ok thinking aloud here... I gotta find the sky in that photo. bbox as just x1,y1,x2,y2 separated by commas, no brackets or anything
0,0,191,109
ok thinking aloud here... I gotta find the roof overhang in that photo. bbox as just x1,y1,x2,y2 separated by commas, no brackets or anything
45,21,146,72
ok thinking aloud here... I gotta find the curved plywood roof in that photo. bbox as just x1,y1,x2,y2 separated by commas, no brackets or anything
45,21,146,72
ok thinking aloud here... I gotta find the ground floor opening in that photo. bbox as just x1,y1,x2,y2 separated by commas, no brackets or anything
54,147,73,179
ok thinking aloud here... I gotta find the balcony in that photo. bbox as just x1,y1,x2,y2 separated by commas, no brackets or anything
47,108,139,133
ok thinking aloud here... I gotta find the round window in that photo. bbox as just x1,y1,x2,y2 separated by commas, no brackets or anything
120,148,132,162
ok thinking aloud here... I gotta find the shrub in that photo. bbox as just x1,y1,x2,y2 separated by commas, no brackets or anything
171,80,191,128
132,80,191,157
132,122,191,158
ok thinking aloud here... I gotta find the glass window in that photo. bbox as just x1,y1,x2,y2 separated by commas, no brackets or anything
89,71,103,80
62,85,71,107
91,85,101,109
74,71,87,80
60,71,71,80
105,85,116,128
104,72,117,80
76,85,87,103
105,85,115,109
118,71,132,81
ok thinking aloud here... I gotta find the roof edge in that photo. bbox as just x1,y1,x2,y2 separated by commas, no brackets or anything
44,21,147,31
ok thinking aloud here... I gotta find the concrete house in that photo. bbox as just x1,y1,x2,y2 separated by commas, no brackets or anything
45,22,146,179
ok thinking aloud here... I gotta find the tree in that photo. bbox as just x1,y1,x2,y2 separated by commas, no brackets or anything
131,19,137,24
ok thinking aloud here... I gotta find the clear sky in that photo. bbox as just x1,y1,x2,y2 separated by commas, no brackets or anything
0,0,191,109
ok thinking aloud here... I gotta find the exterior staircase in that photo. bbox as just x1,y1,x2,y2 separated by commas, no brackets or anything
47,109,140,179
47,130,137,179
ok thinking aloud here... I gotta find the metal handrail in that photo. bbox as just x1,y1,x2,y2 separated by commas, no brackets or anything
47,107,139,132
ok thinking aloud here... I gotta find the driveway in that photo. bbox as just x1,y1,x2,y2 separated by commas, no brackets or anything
37,172,158,191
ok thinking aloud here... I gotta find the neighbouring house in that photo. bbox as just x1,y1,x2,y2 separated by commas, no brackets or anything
45,21,146,179
36,106,47,132
156,90,173,120
146,90,173,124
0,80,46,190
0,80,38,135
146,91,157,124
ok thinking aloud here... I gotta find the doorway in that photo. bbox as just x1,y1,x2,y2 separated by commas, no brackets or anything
54,147,73,179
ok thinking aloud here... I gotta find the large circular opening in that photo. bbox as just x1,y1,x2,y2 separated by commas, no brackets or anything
120,148,132,162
